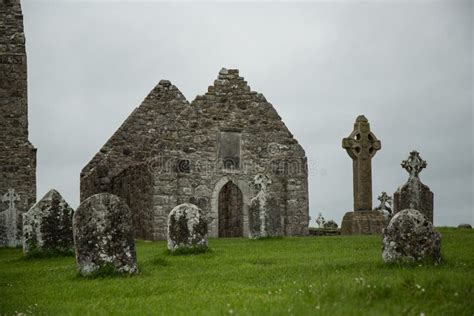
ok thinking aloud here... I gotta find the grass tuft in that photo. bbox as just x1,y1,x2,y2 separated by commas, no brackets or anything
166,245,210,256
78,263,138,279
23,248,75,259
249,235,284,241
382,256,444,269
151,257,170,266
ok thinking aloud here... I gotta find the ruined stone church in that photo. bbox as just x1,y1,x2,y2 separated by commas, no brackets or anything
81,69,309,240
0,0,37,247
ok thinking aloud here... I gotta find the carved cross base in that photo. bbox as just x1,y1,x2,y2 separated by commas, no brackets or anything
340,210,386,235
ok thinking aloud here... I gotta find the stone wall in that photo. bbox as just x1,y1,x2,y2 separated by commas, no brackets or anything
81,69,309,239
0,0,36,246
111,163,154,240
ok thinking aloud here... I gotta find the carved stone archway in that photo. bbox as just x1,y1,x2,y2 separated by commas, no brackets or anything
209,176,251,238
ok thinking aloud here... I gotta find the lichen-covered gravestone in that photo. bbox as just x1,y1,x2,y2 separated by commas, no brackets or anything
382,209,441,263
393,151,434,223
23,189,74,255
249,174,282,238
73,193,138,276
167,203,208,252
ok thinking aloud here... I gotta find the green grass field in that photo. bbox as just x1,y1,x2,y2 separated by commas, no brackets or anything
1,228,473,315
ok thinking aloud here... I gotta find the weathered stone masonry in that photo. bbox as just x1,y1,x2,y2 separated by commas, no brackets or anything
0,0,37,247
81,69,309,240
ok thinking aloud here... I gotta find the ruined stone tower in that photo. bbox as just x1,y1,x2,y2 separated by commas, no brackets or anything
81,68,309,240
0,0,37,247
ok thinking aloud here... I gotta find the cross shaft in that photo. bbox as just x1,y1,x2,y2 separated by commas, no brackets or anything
342,115,381,211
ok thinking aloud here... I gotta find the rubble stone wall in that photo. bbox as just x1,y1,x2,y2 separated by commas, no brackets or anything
0,0,36,246
111,163,154,240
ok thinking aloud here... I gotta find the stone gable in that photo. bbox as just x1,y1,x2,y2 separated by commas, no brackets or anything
80,80,188,201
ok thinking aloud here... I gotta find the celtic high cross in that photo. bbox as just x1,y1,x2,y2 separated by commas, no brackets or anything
342,115,381,211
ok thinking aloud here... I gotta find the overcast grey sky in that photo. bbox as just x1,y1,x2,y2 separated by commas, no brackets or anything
22,0,472,226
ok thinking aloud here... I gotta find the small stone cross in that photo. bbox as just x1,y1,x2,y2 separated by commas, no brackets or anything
375,192,392,213
342,115,381,211
2,188,20,210
401,150,427,178
316,213,326,228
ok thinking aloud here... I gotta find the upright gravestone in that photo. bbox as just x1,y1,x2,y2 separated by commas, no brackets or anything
167,203,208,252
73,193,138,276
393,151,434,223
340,115,386,235
0,188,22,247
23,189,74,255
382,209,441,263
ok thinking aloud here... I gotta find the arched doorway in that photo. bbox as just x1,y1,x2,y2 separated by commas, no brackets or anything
218,181,243,237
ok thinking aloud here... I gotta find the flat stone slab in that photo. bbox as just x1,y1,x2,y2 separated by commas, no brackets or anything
308,228,340,236
23,189,74,255
73,193,138,276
